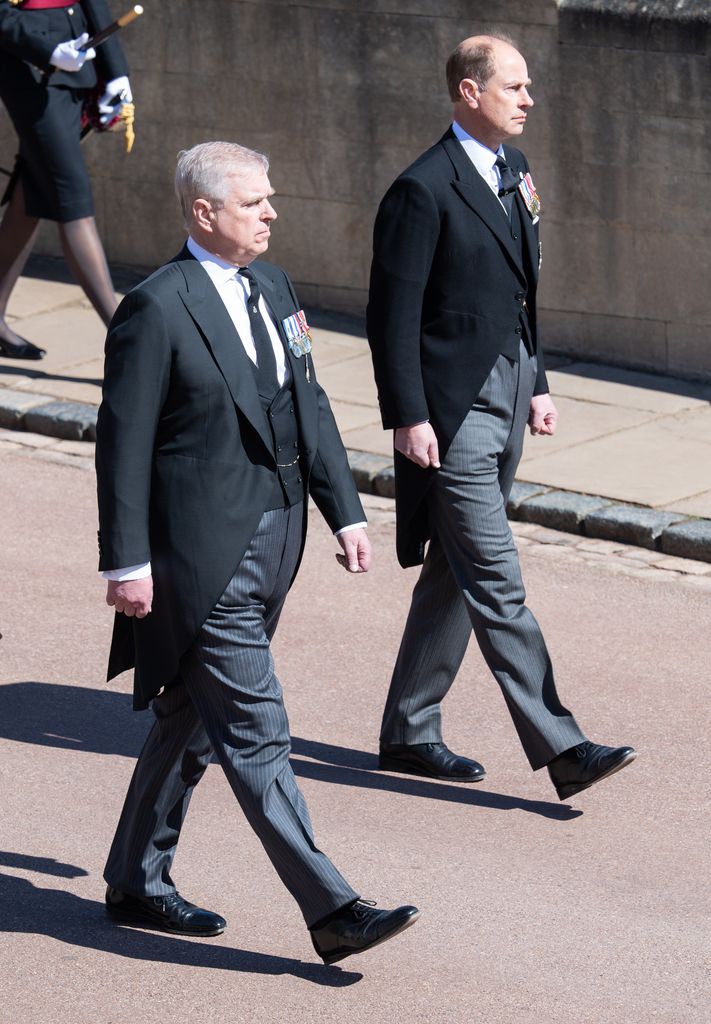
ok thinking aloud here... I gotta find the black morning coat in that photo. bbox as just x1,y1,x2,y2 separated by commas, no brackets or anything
0,0,128,90
366,126,548,569
96,249,365,709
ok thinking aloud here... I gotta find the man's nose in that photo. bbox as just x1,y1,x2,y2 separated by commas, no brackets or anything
522,88,534,108
263,200,277,221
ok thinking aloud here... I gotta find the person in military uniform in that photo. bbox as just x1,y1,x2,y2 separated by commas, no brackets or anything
0,0,131,359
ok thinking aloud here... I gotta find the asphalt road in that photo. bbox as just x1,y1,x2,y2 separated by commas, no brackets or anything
1,445,709,1024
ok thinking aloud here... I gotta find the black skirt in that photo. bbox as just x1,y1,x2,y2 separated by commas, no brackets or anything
1,80,94,222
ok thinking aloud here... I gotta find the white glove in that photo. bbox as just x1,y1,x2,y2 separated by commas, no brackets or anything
49,33,96,72
98,76,133,123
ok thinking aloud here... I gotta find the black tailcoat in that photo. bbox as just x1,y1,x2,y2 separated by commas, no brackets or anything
96,249,364,709
367,127,547,568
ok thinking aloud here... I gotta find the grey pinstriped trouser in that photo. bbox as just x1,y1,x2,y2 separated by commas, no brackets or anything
104,502,358,927
380,343,586,770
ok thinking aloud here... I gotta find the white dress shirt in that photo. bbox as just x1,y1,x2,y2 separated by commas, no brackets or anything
103,238,363,581
451,121,508,210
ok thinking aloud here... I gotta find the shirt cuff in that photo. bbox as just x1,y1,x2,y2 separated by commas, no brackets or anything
334,522,367,536
102,562,152,581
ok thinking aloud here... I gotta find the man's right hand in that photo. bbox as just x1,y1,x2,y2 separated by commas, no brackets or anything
394,423,441,469
106,577,153,618
49,34,96,73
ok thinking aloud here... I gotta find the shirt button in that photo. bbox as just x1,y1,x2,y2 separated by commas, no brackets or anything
68,7,74,13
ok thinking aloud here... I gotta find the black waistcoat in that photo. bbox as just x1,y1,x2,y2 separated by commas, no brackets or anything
258,381,305,511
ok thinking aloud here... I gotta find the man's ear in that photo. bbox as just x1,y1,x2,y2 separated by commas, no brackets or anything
459,78,480,108
192,198,214,233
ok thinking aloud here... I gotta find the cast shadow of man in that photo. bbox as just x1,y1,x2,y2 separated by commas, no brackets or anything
0,681,580,821
0,853,360,987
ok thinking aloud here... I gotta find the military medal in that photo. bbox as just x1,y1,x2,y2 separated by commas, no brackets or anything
518,172,541,219
282,309,313,358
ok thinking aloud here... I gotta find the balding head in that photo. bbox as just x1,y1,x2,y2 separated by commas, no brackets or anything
446,34,533,150
446,34,518,102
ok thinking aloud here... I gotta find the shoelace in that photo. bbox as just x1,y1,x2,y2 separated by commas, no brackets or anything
351,899,377,919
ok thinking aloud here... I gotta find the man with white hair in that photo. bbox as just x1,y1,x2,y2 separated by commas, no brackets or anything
96,141,418,965
367,36,636,800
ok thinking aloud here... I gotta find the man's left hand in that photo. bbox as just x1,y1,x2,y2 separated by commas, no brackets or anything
528,394,558,436
335,528,372,573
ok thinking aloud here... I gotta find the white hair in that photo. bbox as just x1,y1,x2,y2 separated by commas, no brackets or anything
174,141,269,226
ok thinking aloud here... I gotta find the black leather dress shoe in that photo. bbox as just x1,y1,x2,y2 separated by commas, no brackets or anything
310,900,419,965
105,886,226,936
379,742,486,782
0,336,46,360
548,741,637,800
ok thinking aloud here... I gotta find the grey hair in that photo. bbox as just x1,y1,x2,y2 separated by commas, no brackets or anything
174,141,269,226
446,33,517,101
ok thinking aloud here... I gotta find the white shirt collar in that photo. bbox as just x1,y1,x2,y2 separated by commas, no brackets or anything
451,121,504,179
186,235,242,289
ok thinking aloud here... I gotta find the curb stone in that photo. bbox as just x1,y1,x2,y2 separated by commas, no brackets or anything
584,505,686,550
23,401,98,442
661,520,711,562
2,399,711,564
517,490,612,532
0,387,55,428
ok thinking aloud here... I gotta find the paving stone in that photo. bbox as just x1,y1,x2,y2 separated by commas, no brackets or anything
373,465,396,500
653,555,711,576
661,519,711,564
617,547,667,564
0,387,54,428
585,505,687,549
346,449,392,495
23,401,97,442
518,490,611,533
526,527,582,546
506,481,550,518
575,538,629,555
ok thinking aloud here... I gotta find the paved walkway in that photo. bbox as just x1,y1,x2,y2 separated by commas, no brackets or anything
2,443,709,1024
3,269,710,556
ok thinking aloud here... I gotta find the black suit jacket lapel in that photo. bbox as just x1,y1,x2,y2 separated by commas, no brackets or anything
441,131,527,286
174,249,273,454
252,264,318,448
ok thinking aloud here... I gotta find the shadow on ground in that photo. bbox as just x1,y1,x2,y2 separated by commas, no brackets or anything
0,682,580,820
0,858,360,985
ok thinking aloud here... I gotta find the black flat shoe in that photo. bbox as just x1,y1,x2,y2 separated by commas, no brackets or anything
105,886,226,936
310,900,420,965
548,741,637,801
0,336,46,360
379,741,486,782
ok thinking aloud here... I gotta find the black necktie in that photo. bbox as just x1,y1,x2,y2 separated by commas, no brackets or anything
495,156,518,218
237,267,278,391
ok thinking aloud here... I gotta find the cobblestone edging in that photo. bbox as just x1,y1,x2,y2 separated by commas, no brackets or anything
2,388,710,564
346,451,711,565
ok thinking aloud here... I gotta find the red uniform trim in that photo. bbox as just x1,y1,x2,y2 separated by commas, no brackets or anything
15,1,76,10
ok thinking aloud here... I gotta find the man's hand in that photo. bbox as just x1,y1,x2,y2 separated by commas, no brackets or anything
394,423,440,469
335,528,372,574
49,33,96,72
106,576,153,618
528,394,559,436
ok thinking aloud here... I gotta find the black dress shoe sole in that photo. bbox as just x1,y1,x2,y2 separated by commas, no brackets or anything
105,902,226,937
555,749,637,801
379,754,485,783
320,909,420,965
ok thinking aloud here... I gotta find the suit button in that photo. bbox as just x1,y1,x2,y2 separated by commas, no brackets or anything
297,476,302,483
512,233,519,241
515,326,522,335
515,292,525,301
289,406,294,413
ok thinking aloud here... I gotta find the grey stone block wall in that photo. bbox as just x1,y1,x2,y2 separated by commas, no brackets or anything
1,0,708,379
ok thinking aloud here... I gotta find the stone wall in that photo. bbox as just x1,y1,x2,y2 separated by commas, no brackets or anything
1,0,709,379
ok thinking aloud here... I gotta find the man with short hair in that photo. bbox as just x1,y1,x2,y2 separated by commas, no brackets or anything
97,140,418,964
367,36,636,800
